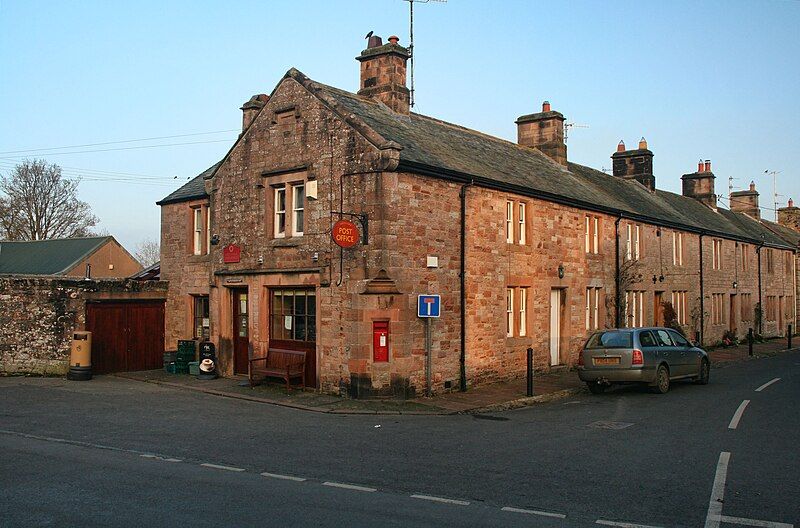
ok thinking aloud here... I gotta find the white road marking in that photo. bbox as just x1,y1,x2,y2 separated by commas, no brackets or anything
704,451,732,528
140,454,182,462
260,472,306,482
755,378,781,392
200,463,245,472
728,400,750,430
716,514,793,527
322,481,376,492
596,519,664,528
410,494,470,506
502,506,566,518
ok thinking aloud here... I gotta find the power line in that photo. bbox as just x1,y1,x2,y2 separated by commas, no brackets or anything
0,161,178,181
0,138,235,159
0,129,239,155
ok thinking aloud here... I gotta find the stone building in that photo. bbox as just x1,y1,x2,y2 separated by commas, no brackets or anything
158,35,797,397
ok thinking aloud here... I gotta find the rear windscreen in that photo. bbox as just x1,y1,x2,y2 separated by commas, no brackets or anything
586,331,633,349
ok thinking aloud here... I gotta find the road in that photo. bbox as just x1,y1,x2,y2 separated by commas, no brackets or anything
1,351,798,527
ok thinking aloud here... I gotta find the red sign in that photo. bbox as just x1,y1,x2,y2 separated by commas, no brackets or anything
223,244,241,263
332,220,359,248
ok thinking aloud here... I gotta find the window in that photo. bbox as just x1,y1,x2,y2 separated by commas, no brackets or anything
518,288,527,336
672,232,683,266
292,184,305,236
205,206,211,254
518,203,526,245
270,289,316,342
506,201,513,243
585,287,601,330
740,293,752,322
671,291,688,325
625,291,644,328
785,252,793,276
765,249,774,273
668,330,690,347
740,244,749,271
506,288,514,337
626,224,641,261
193,296,210,340
712,239,723,270
639,331,656,347
765,296,777,321
274,187,286,238
654,329,673,347
193,207,204,255
711,293,725,325
585,215,600,254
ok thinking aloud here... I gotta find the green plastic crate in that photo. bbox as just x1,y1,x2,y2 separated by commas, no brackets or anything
164,362,177,374
188,361,200,376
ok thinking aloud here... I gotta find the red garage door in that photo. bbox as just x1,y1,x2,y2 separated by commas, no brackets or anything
86,301,165,374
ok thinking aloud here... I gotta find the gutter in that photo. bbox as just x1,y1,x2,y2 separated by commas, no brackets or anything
459,181,472,392
699,233,705,344
757,243,764,335
614,216,622,327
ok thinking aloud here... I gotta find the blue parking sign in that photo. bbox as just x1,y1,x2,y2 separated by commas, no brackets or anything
417,295,441,318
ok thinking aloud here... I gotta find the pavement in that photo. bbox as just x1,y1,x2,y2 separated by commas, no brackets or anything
111,337,795,415
1,348,798,527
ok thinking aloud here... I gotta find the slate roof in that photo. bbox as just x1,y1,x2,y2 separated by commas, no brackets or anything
156,69,797,250
156,162,219,205
0,236,112,275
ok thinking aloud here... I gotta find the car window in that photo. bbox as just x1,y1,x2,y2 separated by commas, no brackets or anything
585,331,633,349
655,330,674,347
668,330,690,347
639,331,657,347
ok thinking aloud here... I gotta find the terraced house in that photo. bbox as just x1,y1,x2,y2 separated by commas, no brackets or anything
157,34,798,397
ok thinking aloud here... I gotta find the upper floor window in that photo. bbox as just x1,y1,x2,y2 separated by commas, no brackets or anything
626,224,641,261
740,243,749,271
505,201,513,244
672,232,683,266
585,215,600,254
785,252,793,276
518,203,526,245
274,187,287,238
292,184,305,236
191,206,209,256
765,248,774,273
712,239,723,270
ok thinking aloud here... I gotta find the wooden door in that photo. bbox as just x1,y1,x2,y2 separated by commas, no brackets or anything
654,292,664,327
232,289,250,375
86,301,165,374
549,289,562,366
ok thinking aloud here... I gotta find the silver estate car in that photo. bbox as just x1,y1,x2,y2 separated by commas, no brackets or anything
577,327,710,394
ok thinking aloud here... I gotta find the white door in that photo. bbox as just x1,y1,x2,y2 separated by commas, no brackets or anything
550,289,561,366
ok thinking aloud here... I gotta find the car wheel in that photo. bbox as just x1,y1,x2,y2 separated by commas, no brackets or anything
695,359,710,385
652,364,670,394
586,382,608,394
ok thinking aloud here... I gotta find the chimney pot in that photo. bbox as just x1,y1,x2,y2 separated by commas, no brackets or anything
388,35,399,44
542,100,551,112
638,137,648,150
367,35,383,48
749,181,756,191
617,140,626,152
790,198,794,208
698,160,704,173
704,160,711,172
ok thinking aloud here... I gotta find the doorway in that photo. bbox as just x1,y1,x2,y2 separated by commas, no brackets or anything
654,292,664,327
550,288,564,366
232,289,249,375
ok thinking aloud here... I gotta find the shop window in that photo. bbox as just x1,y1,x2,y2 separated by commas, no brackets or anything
193,296,210,340
270,289,316,342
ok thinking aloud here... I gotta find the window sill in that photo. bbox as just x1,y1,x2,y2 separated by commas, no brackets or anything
270,237,303,248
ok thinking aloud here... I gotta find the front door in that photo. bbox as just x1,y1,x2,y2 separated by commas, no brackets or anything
233,289,249,375
654,292,664,327
550,289,562,366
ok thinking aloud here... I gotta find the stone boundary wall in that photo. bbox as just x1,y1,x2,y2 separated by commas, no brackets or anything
0,276,167,376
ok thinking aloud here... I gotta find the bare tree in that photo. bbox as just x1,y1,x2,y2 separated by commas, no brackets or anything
0,159,98,240
134,238,160,267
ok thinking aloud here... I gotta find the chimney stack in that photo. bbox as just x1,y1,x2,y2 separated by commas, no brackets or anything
681,159,717,209
611,137,655,191
515,100,567,166
730,180,761,220
240,94,269,131
356,34,410,114
778,198,800,232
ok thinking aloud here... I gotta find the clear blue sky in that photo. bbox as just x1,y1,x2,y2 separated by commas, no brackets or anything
1,0,798,251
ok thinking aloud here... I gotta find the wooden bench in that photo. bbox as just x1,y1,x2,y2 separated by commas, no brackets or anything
248,348,306,391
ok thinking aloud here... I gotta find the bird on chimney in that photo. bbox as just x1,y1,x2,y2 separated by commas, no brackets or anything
365,31,374,39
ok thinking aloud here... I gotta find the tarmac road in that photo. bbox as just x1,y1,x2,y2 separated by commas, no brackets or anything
1,351,798,527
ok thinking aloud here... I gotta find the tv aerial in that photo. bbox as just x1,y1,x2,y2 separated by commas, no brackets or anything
402,0,447,108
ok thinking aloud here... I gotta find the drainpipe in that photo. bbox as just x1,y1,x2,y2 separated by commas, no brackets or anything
699,233,705,345
614,216,622,327
459,181,472,392
757,243,764,335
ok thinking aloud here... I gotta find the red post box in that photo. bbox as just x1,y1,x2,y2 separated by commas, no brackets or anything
373,321,389,362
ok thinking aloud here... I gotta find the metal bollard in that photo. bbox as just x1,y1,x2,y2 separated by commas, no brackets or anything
789,324,793,350
526,347,534,397
748,328,754,356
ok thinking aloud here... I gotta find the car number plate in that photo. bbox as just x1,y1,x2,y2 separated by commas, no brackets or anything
593,357,620,366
